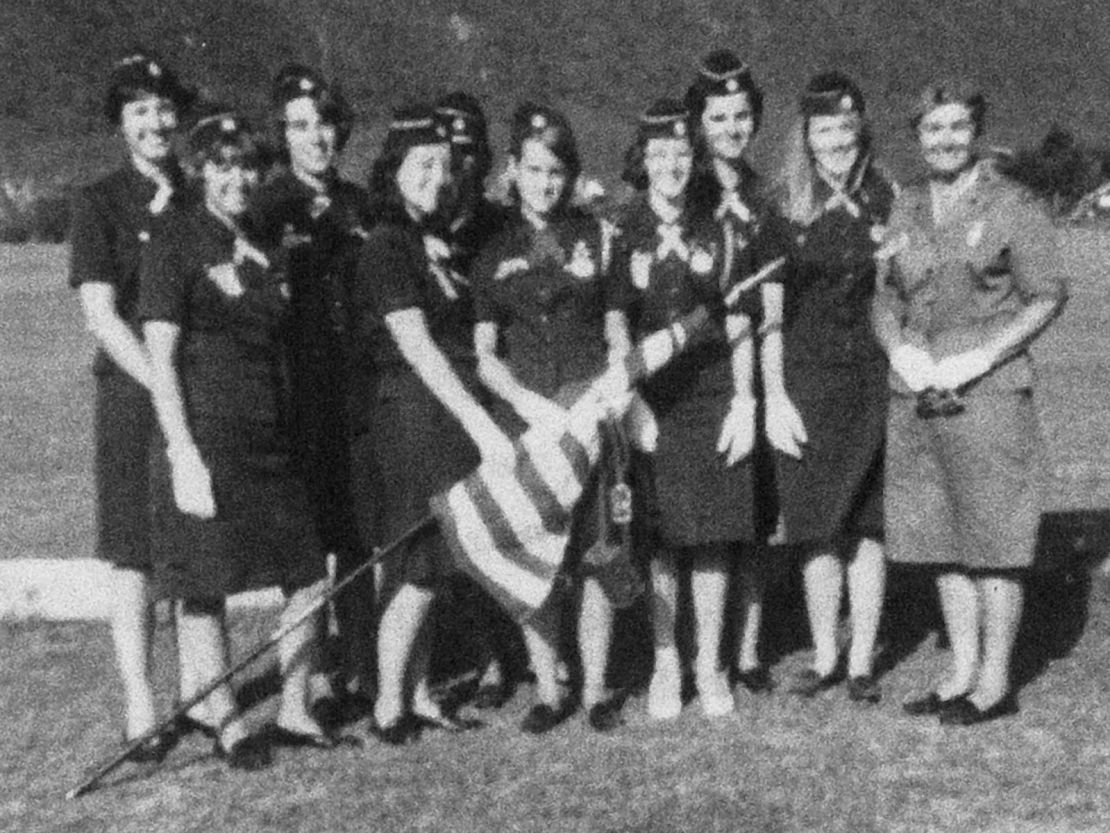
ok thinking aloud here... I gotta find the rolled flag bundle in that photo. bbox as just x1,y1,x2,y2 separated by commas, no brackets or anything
430,257,784,621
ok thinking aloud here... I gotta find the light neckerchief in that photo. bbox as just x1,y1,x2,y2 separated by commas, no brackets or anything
206,205,270,268
649,192,687,261
815,161,864,219
715,188,752,224
132,155,174,216
292,169,332,219
423,233,466,299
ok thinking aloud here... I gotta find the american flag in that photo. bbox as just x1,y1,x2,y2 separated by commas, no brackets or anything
430,258,783,621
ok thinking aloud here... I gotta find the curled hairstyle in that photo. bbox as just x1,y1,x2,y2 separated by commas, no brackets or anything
621,99,691,191
366,103,450,221
270,63,355,157
507,102,581,214
104,47,194,124
910,78,987,138
183,111,264,180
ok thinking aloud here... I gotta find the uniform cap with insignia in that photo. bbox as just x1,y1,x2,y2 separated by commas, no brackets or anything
799,71,865,117
104,47,195,124
271,63,355,151
381,103,451,158
186,109,264,174
435,90,494,179
684,49,764,132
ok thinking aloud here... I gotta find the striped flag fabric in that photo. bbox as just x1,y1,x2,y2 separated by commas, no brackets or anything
430,258,784,621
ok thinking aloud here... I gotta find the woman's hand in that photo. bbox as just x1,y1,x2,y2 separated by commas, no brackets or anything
765,391,807,459
168,444,216,519
624,393,658,453
888,344,937,393
717,395,757,466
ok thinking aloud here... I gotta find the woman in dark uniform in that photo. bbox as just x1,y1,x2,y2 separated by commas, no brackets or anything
773,73,895,702
613,99,758,719
873,81,1066,724
68,49,192,760
684,50,792,695
141,113,343,769
249,64,376,722
471,103,630,733
349,105,512,742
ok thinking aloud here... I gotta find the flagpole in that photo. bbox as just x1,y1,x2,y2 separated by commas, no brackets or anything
66,514,436,800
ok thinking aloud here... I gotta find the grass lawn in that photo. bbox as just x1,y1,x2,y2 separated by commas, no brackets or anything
2,237,1110,832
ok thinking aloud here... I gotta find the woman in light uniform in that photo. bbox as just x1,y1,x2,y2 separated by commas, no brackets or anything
873,80,1067,724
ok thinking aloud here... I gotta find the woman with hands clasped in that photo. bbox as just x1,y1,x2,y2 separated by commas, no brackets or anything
873,81,1066,725
141,114,346,770
773,73,895,703
471,103,630,733
612,99,761,719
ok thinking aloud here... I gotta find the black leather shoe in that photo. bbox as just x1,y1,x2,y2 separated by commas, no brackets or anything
734,666,775,694
214,734,273,771
901,690,968,717
846,675,882,704
938,694,1020,726
122,729,178,765
368,715,422,746
586,699,624,733
788,668,843,698
269,724,363,750
520,702,573,735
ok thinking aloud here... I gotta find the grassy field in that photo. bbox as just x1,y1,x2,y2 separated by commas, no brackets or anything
3,232,1110,830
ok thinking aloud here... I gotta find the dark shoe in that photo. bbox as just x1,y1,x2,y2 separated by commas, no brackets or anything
268,724,363,750
901,690,968,717
413,709,485,732
312,693,375,732
734,666,775,694
846,675,882,704
938,694,1020,726
214,734,273,771
473,681,512,710
368,714,422,746
788,668,843,698
586,699,624,733
175,714,221,741
521,701,573,735
122,729,178,765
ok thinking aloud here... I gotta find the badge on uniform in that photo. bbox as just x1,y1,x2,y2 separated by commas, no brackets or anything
689,244,715,275
630,250,652,289
494,257,529,281
565,240,597,280
309,194,331,220
206,262,245,298
869,224,887,245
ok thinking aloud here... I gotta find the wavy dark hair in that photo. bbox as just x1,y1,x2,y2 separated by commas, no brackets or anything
366,105,451,223
270,64,355,160
506,102,581,216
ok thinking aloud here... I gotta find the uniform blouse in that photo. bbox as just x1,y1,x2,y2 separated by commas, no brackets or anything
471,212,620,398
137,205,290,439
784,163,895,367
880,160,1067,395
68,164,181,375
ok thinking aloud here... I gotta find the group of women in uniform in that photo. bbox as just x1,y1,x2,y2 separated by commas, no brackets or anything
69,45,1066,772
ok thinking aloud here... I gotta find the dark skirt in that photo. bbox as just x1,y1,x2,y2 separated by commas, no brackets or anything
775,360,887,544
93,372,155,570
640,387,757,548
352,371,480,591
884,389,1044,570
150,424,324,602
